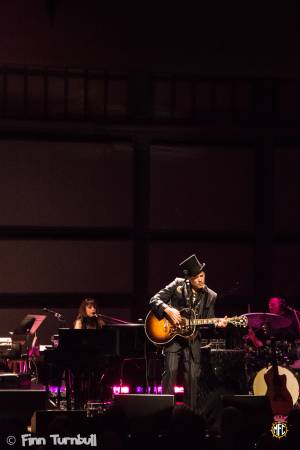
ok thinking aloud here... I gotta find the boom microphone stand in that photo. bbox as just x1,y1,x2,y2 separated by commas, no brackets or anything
92,313,129,324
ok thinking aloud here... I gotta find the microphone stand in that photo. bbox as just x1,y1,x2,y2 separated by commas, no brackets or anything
287,306,300,334
183,271,193,409
93,313,129,324
43,308,66,324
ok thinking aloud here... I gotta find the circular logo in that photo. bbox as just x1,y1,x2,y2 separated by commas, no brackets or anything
271,421,288,439
6,436,16,446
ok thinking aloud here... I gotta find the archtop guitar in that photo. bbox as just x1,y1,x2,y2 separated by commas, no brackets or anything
144,308,248,345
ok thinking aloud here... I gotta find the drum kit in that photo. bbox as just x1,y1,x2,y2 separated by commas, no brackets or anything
243,312,300,411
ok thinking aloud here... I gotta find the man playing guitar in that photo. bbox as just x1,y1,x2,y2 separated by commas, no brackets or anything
149,254,228,413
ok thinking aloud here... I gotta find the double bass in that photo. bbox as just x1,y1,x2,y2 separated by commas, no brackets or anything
264,340,293,416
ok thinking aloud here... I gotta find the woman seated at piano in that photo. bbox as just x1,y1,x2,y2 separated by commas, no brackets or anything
74,298,105,329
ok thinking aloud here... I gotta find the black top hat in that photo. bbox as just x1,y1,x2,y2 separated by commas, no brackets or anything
179,254,206,277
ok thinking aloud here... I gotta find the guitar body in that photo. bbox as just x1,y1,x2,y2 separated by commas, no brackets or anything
144,309,247,345
144,309,196,345
264,366,294,415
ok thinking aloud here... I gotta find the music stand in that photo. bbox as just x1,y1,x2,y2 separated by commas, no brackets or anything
12,314,46,374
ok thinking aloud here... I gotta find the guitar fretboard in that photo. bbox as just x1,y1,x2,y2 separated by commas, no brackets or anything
192,318,221,325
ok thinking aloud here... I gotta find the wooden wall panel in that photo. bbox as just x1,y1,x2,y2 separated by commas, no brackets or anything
150,145,255,232
0,140,133,227
0,240,132,294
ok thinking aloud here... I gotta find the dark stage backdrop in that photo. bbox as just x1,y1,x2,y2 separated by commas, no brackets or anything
0,1,299,77
0,1,300,343
148,145,255,316
0,141,133,227
0,139,299,344
0,140,134,341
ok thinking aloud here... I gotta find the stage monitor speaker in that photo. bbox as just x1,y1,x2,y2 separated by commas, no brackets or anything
31,410,88,434
0,388,47,430
113,394,174,418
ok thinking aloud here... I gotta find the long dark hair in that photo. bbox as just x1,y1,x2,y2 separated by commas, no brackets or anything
76,297,98,320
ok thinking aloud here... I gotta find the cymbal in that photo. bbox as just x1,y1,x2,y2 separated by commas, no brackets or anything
244,312,292,330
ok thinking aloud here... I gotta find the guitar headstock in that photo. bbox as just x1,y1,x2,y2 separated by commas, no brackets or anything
228,315,248,327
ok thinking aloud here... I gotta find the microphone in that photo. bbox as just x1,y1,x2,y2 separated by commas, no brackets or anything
183,269,189,280
183,275,193,308
43,307,64,321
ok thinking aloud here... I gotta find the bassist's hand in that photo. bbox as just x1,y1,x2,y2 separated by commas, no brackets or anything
164,306,181,325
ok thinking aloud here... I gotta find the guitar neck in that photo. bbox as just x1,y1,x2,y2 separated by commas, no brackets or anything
193,318,221,325
189,315,247,328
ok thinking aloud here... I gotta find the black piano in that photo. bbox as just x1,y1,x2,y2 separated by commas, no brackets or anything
39,324,146,409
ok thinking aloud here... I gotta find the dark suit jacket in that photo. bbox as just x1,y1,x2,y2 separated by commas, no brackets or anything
149,277,217,352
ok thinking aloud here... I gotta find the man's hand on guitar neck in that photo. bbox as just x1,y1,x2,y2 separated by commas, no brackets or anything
164,306,181,325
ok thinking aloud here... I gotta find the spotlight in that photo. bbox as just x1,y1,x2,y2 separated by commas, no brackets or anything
135,386,144,393
174,385,184,394
112,385,130,394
